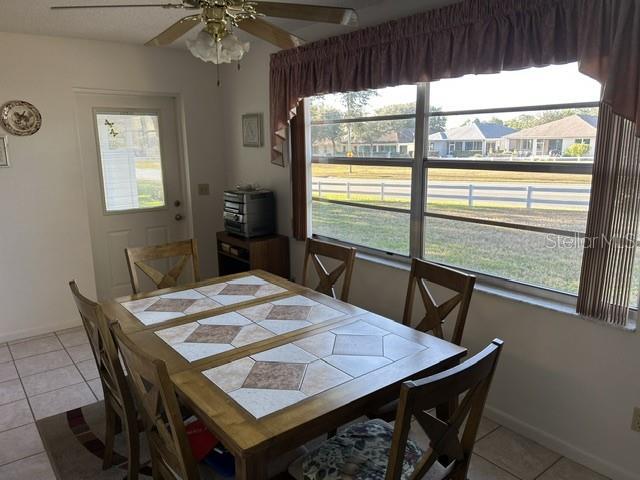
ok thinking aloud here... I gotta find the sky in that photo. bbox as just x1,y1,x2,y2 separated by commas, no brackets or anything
314,63,602,129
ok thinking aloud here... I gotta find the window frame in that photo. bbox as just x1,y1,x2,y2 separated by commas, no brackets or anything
307,81,603,304
93,107,170,216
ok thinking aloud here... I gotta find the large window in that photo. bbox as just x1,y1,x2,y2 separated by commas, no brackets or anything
308,63,630,300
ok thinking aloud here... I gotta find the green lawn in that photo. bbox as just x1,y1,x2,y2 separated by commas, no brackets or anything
312,200,640,300
137,180,165,208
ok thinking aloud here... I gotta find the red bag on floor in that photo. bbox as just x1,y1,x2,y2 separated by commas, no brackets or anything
186,418,219,461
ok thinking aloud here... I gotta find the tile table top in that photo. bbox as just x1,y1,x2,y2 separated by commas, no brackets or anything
154,295,346,363
202,318,428,418
110,270,467,469
119,274,288,326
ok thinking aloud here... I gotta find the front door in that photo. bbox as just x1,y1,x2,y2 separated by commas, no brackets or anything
76,94,189,300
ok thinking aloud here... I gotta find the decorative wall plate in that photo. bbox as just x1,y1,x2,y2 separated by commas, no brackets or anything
1,101,42,136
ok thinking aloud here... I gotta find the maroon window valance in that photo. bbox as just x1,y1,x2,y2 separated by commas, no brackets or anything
269,0,640,163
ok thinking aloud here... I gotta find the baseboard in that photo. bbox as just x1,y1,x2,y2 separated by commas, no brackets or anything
484,405,639,480
0,321,81,344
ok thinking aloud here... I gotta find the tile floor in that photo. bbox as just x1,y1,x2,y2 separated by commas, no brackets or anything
0,328,610,480
0,326,102,479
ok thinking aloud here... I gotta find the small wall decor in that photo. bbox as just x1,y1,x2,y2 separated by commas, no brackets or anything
0,136,9,168
242,113,263,147
1,100,42,136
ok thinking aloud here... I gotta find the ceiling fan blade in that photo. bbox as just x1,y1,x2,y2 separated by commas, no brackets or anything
145,14,201,47
253,2,358,26
51,3,185,9
238,18,304,49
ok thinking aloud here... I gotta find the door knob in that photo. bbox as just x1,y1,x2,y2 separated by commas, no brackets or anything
175,214,183,221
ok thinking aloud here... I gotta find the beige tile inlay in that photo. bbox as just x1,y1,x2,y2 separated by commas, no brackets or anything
21,365,84,397
66,343,93,364
537,457,609,480
156,322,199,345
203,357,255,393
8,336,63,360
0,362,18,383
0,399,33,432
231,324,274,347
468,454,519,480
294,331,336,358
75,358,99,381
332,334,383,356
184,298,221,315
0,424,44,466
0,380,25,406
28,382,96,420
300,360,350,396
229,388,306,419
15,350,72,378
0,452,56,480
324,354,391,377
475,428,561,480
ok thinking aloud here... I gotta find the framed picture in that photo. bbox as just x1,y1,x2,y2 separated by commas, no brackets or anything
0,137,8,168
242,113,263,147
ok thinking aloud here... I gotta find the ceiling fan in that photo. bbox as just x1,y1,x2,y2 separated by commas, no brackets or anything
51,1,359,64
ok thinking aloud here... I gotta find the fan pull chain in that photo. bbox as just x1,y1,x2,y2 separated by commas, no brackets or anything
215,43,221,87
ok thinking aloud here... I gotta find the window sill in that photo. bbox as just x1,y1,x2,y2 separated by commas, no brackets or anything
356,251,637,333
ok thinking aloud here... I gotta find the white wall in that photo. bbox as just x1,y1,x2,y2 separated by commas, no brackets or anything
220,42,640,480
0,31,224,341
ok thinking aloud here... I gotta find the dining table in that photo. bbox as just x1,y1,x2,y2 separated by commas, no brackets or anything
102,269,467,480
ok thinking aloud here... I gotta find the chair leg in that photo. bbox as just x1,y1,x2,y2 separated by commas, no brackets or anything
125,417,140,480
103,401,117,470
150,449,163,480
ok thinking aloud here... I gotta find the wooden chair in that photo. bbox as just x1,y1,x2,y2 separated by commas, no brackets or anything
111,323,200,480
302,238,356,302
289,339,504,480
69,281,139,480
403,258,476,347
125,239,201,294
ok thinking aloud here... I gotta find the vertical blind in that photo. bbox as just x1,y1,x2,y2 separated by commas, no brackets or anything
578,103,640,326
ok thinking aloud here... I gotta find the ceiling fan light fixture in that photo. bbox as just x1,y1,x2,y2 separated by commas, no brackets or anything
187,28,250,64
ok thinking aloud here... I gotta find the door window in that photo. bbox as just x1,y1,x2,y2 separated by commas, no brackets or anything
95,112,167,212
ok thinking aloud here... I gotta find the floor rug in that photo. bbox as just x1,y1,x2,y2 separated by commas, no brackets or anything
36,401,152,480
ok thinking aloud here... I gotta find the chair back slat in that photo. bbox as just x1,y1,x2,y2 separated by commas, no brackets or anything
112,323,200,480
385,339,504,480
125,239,200,294
68,281,134,420
403,258,475,346
302,238,356,302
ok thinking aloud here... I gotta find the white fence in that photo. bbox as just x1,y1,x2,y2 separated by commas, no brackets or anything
312,180,591,209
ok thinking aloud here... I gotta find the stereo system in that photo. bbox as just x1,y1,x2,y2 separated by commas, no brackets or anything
223,189,275,238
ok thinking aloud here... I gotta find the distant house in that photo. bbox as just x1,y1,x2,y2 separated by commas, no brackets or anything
428,121,517,157
504,114,598,156
312,128,415,158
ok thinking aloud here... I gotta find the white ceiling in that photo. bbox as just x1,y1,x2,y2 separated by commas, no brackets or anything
0,0,461,48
